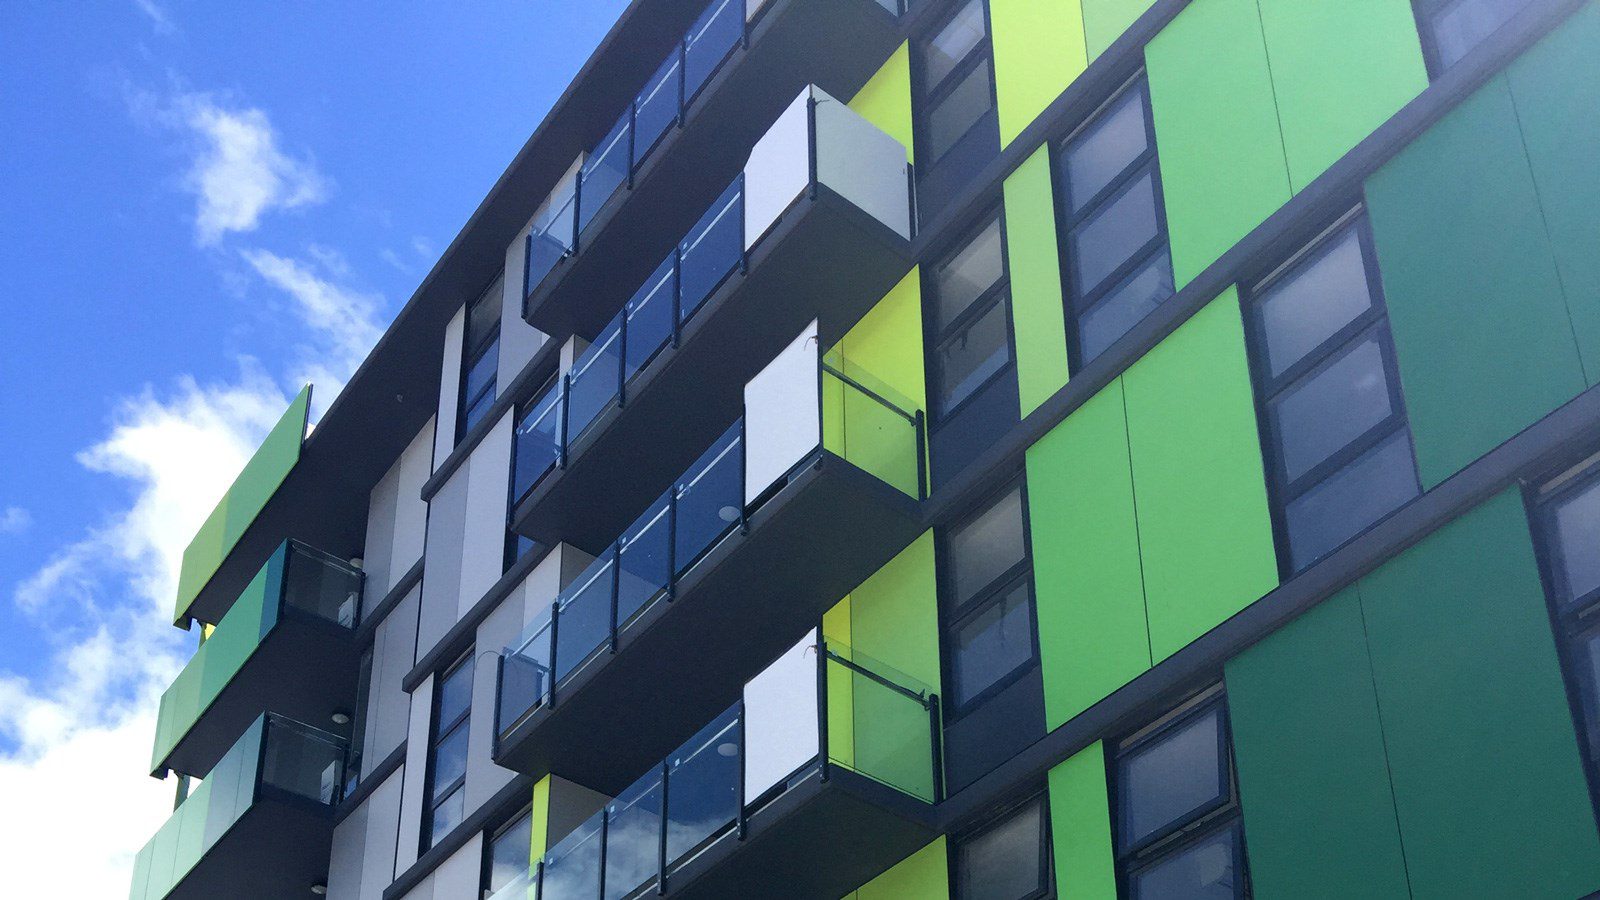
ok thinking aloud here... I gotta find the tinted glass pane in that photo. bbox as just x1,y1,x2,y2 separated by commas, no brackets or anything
1269,337,1393,483
674,425,744,572
626,258,677,381
580,115,630,234
936,298,1011,415
679,180,744,320
513,382,562,499
542,814,602,900
934,218,1005,330
617,498,671,625
428,786,465,848
1550,480,1600,609
555,554,614,682
928,62,995,163
1130,826,1240,900
952,582,1035,706
463,339,499,406
1255,227,1374,378
684,0,742,102
1120,708,1224,847
633,55,681,166
1078,249,1173,363
1285,429,1419,570
603,772,662,899
438,661,474,726
489,811,533,892
956,799,1046,900
922,0,985,89
667,707,740,865
566,323,622,443
950,484,1025,604
1064,85,1149,213
1070,170,1158,296
1434,0,1533,69
466,290,501,351
432,721,469,791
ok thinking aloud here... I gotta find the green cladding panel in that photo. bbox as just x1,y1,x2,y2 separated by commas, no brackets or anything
1146,0,1291,287
849,836,949,900
990,0,1087,146
173,385,311,624
1004,147,1072,415
1254,0,1426,191
849,42,914,163
1082,0,1156,59
1367,76,1584,489
1226,588,1410,900
1358,489,1600,898
1028,378,1151,730
1122,291,1277,660
1048,742,1118,899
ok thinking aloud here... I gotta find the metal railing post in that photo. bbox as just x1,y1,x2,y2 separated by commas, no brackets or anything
617,300,630,408
657,760,671,895
597,808,609,900
736,701,748,840
927,692,943,803
914,409,928,501
547,599,561,709
815,637,830,784
558,374,572,469
608,547,621,654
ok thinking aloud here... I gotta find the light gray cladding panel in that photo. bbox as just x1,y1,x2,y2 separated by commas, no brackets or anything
418,466,468,659
364,581,420,762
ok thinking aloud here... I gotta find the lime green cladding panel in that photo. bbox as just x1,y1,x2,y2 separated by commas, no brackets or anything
173,385,311,624
1255,0,1426,190
1146,0,1291,287
848,836,949,900
1367,75,1584,488
825,268,928,497
1358,489,1600,898
990,0,1087,146
849,42,915,163
1028,378,1150,730
1226,588,1409,899
1004,148,1071,415
1122,291,1276,660
1048,742,1118,899
1082,0,1155,59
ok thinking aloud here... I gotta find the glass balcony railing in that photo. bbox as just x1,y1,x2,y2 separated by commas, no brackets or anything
502,636,937,899
131,714,351,900
151,541,363,777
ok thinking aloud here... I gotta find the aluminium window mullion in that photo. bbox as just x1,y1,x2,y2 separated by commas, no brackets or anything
1069,232,1170,317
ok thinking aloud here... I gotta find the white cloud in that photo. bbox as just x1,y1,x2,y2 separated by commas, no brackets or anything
0,506,30,535
132,0,175,34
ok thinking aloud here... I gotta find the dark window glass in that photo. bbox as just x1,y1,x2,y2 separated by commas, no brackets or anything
1268,337,1394,483
425,655,474,851
430,788,466,848
1535,467,1600,786
949,483,1025,604
954,796,1049,900
933,217,1006,330
438,658,474,725
1069,171,1160,296
486,809,533,894
458,280,503,442
951,580,1035,706
935,299,1012,418
1282,431,1419,571
915,0,998,217
942,479,1037,715
1064,86,1149,211
1426,0,1534,70
921,0,986,89
927,63,996,163
1254,228,1372,378
1578,627,1600,751
1119,707,1225,847
928,215,1013,422
1078,250,1173,362
1548,480,1600,609
1129,824,1243,900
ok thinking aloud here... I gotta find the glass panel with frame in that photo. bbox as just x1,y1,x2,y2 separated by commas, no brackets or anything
915,0,999,217
928,215,1013,422
484,807,533,898
459,280,503,441
512,375,563,505
1418,0,1534,72
1055,78,1172,368
952,793,1051,900
426,654,474,851
941,480,1037,716
1113,688,1248,899
1243,215,1420,574
1535,466,1600,782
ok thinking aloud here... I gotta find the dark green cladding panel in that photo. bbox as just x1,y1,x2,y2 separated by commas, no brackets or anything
173,385,311,624
1366,77,1583,489
1508,3,1600,380
1048,742,1118,899
1359,489,1600,898
1004,147,1071,416
1123,292,1277,661
1146,0,1291,287
1027,378,1151,730
1082,0,1156,59
1255,0,1426,191
1226,588,1409,900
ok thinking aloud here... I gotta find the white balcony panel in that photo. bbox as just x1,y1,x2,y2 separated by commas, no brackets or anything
743,629,821,801
743,320,821,505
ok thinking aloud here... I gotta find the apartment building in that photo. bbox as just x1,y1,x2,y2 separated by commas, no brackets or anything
129,0,1600,897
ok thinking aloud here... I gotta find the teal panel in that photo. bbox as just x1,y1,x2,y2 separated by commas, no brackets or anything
1004,147,1072,415
1366,76,1583,488
1027,379,1151,730
1359,490,1600,898
1225,588,1409,899
1048,743,1118,899
1081,0,1156,59
1146,0,1291,287
1507,3,1600,382
1123,292,1277,660
1256,0,1427,191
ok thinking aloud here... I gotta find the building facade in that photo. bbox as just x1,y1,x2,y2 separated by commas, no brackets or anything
130,0,1600,897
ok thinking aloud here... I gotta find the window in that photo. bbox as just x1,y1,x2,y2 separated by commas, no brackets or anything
940,479,1036,714
1533,465,1600,795
1054,77,1172,368
1113,687,1249,898
482,806,533,898
928,215,1012,422
1416,0,1534,73
953,794,1051,900
914,0,1000,220
424,653,474,851
1242,214,1420,574
459,277,503,443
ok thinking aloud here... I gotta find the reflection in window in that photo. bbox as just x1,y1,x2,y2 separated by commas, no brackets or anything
928,215,1013,421
941,479,1036,714
484,807,532,895
915,0,999,218
953,794,1050,899
459,276,503,442
425,654,474,851
1535,467,1600,783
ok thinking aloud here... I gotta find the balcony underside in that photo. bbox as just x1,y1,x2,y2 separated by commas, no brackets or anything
512,184,914,552
166,794,333,900
523,0,903,339
154,618,358,779
497,453,922,792
671,767,937,899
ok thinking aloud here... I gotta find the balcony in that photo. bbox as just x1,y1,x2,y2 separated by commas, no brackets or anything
150,541,363,779
130,714,350,900
488,634,939,900
512,83,914,551
495,325,926,789
521,0,909,339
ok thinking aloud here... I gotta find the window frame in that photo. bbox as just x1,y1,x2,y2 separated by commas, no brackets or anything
1412,0,1535,78
924,209,1017,427
480,803,534,897
912,0,999,171
457,279,503,444
423,651,475,853
1240,211,1421,577
948,790,1054,900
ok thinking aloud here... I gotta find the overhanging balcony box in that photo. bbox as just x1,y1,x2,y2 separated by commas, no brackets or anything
130,714,350,900
491,632,939,900
520,0,908,339
512,83,914,552
495,323,926,791
149,541,363,780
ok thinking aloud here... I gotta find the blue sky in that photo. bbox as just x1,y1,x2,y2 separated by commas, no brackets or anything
0,0,627,891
